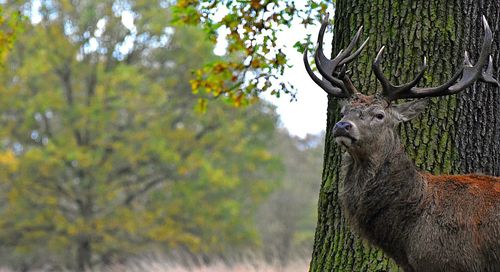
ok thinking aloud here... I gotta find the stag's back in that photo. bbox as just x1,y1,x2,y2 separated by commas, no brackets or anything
407,173,500,272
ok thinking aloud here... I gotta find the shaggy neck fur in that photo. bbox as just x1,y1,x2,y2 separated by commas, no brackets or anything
340,135,426,263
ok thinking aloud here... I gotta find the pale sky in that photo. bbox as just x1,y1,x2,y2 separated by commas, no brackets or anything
262,53,328,138
261,18,330,138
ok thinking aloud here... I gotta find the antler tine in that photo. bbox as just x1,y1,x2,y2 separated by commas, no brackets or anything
303,13,348,97
376,15,499,101
303,49,345,96
304,13,369,97
373,46,429,100
339,36,370,67
313,13,349,92
464,51,473,66
474,17,499,86
315,16,367,68
476,16,492,68
303,14,346,97
447,15,495,91
314,44,347,90
372,46,393,95
315,13,334,69
481,55,499,85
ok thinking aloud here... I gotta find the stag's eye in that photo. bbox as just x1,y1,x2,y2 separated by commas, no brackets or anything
375,113,385,120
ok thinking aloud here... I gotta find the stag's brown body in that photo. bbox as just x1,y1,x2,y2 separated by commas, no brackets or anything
304,13,500,272
341,137,500,272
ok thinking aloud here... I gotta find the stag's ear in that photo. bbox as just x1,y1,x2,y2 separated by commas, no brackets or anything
391,98,429,122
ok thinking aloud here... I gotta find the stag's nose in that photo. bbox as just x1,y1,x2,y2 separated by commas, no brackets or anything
335,121,352,131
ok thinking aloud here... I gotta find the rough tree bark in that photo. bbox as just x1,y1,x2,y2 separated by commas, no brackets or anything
309,1,500,271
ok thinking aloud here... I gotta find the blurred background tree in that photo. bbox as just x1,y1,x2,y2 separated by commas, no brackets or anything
256,132,323,264
0,1,324,270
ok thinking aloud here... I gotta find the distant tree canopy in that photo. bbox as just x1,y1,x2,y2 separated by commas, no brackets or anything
0,1,287,270
256,132,323,264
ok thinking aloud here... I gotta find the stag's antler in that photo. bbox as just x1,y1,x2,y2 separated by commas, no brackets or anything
304,13,369,98
373,16,499,101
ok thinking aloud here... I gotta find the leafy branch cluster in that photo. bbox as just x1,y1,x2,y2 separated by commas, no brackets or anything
172,0,330,106
0,7,24,65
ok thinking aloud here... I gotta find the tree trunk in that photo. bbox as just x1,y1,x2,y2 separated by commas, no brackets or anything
309,1,500,271
76,235,92,271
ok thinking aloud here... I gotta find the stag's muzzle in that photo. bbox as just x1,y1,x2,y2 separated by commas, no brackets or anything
333,121,357,145
333,121,352,136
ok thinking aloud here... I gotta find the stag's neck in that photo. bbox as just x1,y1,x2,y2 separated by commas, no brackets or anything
343,143,422,189
341,143,425,255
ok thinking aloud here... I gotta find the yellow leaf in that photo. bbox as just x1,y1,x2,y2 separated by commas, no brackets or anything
0,150,18,171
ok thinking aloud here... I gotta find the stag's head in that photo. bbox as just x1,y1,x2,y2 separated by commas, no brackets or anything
332,95,428,157
304,14,498,158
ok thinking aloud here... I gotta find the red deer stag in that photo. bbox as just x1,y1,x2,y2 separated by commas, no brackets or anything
304,14,500,272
